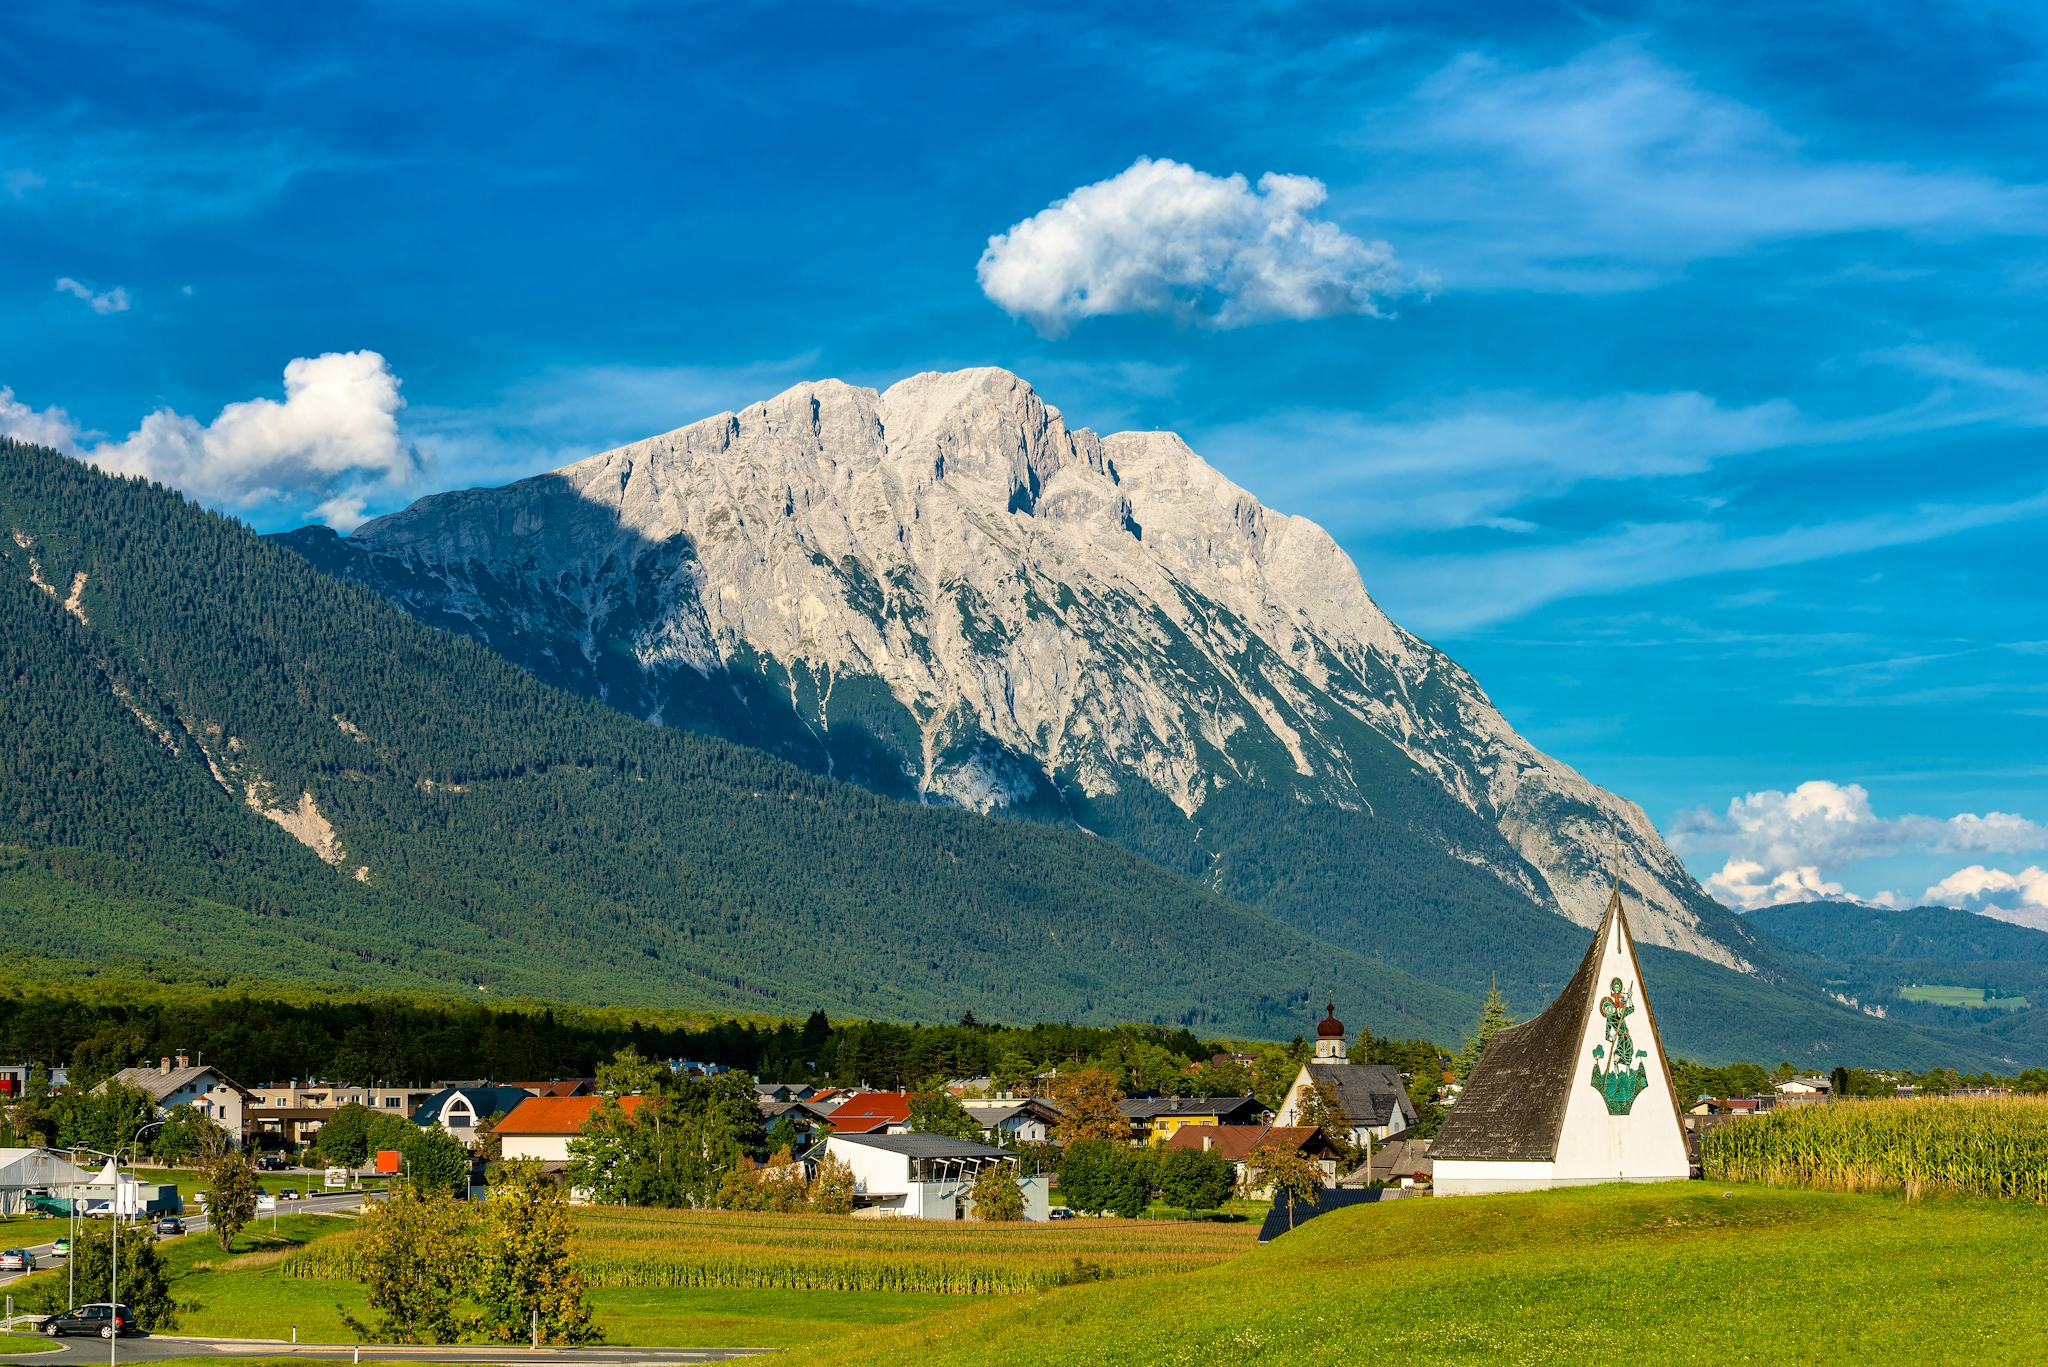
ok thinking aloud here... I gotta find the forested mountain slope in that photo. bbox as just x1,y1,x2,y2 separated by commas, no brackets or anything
0,439,2022,1066
0,437,1467,1035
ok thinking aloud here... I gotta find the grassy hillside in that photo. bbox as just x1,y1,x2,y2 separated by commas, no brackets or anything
0,438,1465,1036
821,1183,2048,1365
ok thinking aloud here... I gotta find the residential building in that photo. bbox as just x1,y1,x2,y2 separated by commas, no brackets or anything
495,1094,653,1166
1275,1006,1418,1149
246,1081,441,1150
410,1085,537,1145
0,1063,65,1097
825,1091,913,1135
1340,1134,1435,1188
502,1079,594,1098
1432,889,1689,1195
961,1099,1059,1145
1162,1123,1343,1189
111,1055,253,1144
822,1131,1049,1220
1777,1075,1831,1095
1118,1095,1264,1144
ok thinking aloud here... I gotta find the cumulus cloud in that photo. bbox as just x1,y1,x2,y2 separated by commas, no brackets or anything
0,388,86,450
5,352,417,530
1673,780,2048,912
1924,865,2048,917
54,276,130,315
978,157,1413,335
1705,859,1851,912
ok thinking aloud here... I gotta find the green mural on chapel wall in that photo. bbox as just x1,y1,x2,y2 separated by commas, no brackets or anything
1590,977,1649,1115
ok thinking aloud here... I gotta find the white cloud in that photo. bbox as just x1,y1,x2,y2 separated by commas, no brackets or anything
978,157,1412,335
1379,43,2045,288
5,352,419,528
0,388,86,450
1704,859,1852,912
1922,866,2048,928
54,277,130,315
1672,781,2048,912
1674,781,2048,868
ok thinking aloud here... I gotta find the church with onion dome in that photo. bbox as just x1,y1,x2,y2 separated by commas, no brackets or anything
1274,1002,1418,1151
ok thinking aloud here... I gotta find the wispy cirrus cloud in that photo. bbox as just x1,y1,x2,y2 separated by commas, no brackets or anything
1359,42,2048,290
53,276,129,315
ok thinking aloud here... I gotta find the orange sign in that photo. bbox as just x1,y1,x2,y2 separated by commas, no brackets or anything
374,1149,402,1174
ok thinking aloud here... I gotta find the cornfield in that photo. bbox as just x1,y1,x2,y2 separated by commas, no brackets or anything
283,1204,1253,1295
1700,1095,2048,1201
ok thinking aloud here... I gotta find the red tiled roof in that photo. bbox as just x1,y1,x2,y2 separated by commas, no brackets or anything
496,1094,651,1136
827,1091,911,1133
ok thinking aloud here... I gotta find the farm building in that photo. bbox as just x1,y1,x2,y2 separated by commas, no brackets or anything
1432,888,1689,1195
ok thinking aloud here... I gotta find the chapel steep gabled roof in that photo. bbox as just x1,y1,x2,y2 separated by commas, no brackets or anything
1431,888,1669,1163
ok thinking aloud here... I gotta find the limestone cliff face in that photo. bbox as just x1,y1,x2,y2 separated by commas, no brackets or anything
291,368,1752,971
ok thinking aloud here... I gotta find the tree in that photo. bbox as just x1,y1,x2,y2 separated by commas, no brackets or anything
313,1102,375,1168
1293,1080,1357,1165
52,1080,157,1152
909,1079,986,1141
1454,984,1514,1083
1155,1145,1234,1212
473,1110,507,1163
1044,1068,1128,1147
67,1026,146,1093
1830,1065,1851,1098
152,1105,226,1166
810,1152,855,1214
763,1111,806,1156
969,1162,1026,1221
596,1045,664,1097
403,1126,472,1197
1057,1139,1150,1217
208,1149,261,1252
344,1185,475,1344
31,1220,177,1329
565,1095,641,1206
1243,1142,1323,1231
473,1160,600,1345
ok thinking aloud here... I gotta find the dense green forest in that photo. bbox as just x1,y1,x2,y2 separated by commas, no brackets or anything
0,438,1470,1037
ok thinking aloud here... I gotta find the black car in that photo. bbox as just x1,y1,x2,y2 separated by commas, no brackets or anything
38,1303,135,1338
155,1216,184,1235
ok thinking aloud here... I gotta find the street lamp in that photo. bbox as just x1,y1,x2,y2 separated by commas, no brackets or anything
73,1119,164,1367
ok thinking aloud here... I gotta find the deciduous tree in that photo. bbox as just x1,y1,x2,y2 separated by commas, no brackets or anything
969,1162,1026,1221
1045,1068,1128,1147
344,1185,474,1344
473,1160,599,1345
207,1149,260,1252
1244,1142,1323,1231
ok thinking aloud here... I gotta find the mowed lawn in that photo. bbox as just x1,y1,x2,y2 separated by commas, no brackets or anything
816,1183,2048,1366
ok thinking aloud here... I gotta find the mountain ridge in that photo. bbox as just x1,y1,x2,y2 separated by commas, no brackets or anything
282,366,1768,996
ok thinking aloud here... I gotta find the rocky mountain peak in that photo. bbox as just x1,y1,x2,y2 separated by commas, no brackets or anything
308,367,1762,980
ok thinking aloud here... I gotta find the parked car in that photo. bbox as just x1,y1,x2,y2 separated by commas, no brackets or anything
50,1237,70,1258
155,1216,184,1236
1047,1207,1076,1220
279,1187,301,1200
37,1303,134,1339
0,1248,36,1271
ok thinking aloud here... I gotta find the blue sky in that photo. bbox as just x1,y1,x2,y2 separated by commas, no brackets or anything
3,1,2043,918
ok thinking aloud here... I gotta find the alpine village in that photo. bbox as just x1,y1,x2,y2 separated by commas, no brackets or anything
3,4,2047,1364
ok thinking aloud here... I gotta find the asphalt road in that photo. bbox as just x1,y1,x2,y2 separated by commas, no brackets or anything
0,1340,769,1365
0,1192,367,1290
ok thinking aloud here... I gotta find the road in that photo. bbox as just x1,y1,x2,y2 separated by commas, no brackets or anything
0,1339,768,1364
0,1192,368,1291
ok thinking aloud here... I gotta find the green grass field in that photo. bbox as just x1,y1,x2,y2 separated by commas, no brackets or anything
816,1183,2048,1366
21,1184,2048,1361
1900,984,2030,1010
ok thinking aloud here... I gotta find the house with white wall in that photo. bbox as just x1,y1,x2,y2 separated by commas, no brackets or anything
112,1056,253,1144
496,1094,651,1165
822,1132,1048,1220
